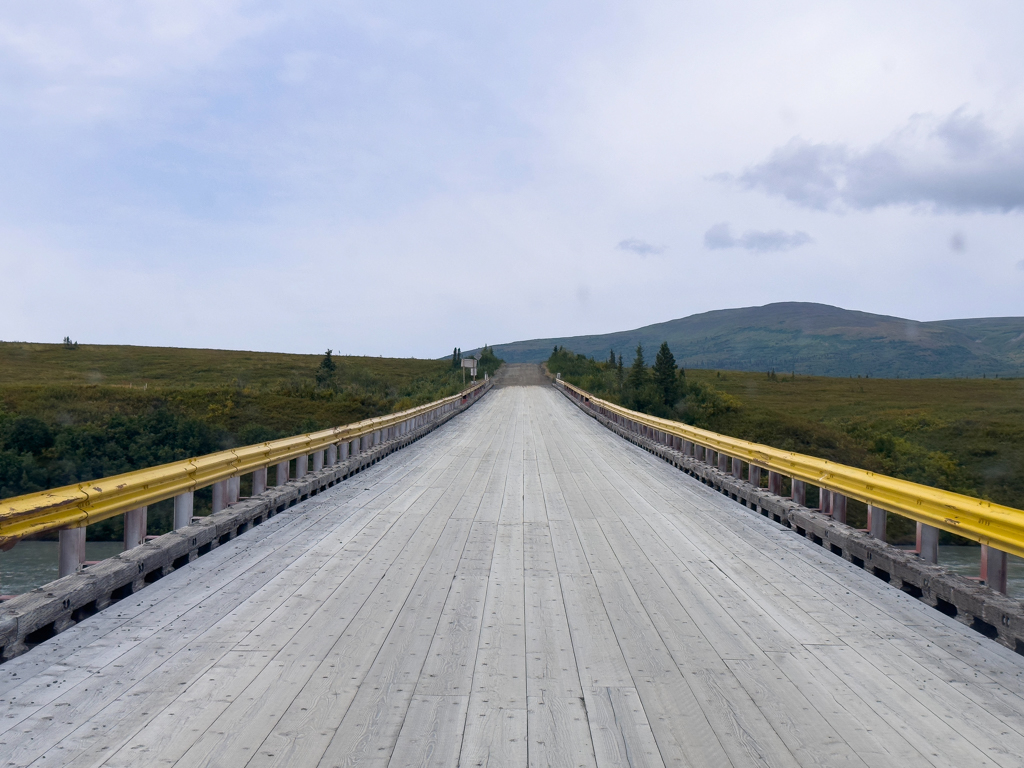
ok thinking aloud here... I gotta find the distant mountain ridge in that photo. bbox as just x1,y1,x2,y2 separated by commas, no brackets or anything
481,303,1024,378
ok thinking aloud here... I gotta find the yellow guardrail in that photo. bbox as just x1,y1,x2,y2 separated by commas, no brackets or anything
559,380,1024,560
0,382,486,545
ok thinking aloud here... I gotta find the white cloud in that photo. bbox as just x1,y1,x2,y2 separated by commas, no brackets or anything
616,238,665,256
736,109,1024,213
704,223,812,252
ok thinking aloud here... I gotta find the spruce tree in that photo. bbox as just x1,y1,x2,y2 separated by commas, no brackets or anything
616,354,625,390
315,349,337,389
627,344,647,391
608,349,616,367
653,342,677,406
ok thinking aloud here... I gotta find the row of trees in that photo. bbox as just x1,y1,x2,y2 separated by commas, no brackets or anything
547,342,738,426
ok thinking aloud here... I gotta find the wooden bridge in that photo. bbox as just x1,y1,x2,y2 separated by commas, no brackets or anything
1,366,1023,766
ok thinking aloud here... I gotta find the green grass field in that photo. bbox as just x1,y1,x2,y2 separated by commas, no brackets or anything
0,342,471,539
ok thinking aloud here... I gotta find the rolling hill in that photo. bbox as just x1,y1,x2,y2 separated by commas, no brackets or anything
483,302,1024,378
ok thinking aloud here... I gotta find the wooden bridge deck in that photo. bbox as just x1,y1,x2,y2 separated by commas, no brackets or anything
2,383,1023,767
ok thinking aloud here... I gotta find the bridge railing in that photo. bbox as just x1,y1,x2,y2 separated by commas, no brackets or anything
558,380,1023,593
1,381,488,581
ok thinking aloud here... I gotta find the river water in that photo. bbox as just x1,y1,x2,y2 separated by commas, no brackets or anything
2,541,1022,599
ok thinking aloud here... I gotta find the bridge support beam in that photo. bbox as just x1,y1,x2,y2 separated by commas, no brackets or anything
173,491,194,529
768,471,782,496
58,527,86,578
982,546,1008,593
916,522,939,564
868,504,887,541
252,468,268,496
123,507,147,550
212,480,228,513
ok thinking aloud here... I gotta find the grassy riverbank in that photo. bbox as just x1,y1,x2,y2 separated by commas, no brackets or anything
0,342,479,539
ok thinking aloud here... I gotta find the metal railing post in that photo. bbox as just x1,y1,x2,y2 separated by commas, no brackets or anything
868,504,887,540
981,545,1008,593
58,527,86,578
123,506,148,550
173,491,194,529
212,480,228,513
252,468,268,496
832,493,847,524
917,522,939,564
792,479,806,506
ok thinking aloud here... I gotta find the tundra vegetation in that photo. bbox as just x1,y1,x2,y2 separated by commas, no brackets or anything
547,344,1024,545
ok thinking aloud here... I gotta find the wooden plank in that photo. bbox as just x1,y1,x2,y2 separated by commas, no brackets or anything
585,686,665,768
387,694,469,767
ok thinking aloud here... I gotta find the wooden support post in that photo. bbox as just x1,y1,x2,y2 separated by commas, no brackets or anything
276,460,289,485
717,453,727,472
212,480,228,513
227,476,240,505
792,479,806,506
326,445,337,465
707,449,716,466
732,458,742,480
868,504,887,541
916,522,938,564
123,506,148,550
252,467,268,496
768,471,782,496
295,454,308,478
58,527,86,578
173,491,194,529
820,489,831,513
748,465,761,488
312,450,324,472
981,545,1008,593
832,493,847,524
340,442,349,461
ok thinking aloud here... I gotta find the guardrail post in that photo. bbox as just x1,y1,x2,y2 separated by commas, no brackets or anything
732,459,742,480
58,527,86,578
276,460,289,486
326,445,337,465
981,545,1008,593
868,504,887,540
123,506,148,550
253,468,268,496
717,453,727,472
748,465,761,488
792,479,806,506
312,450,324,472
173,491,194,529
768,471,782,496
296,454,308,478
340,442,349,461
227,477,240,505
916,522,938,564
832,493,847,524
212,480,228,513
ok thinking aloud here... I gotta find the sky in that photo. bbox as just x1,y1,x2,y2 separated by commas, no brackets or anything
2,1,1023,358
